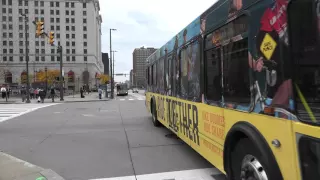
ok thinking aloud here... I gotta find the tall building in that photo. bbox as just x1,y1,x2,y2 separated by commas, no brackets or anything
0,0,103,91
102,52,109,75
132,46,156,88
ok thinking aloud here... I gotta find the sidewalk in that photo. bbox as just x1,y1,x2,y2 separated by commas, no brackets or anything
0,151,64,180
0,92,111,104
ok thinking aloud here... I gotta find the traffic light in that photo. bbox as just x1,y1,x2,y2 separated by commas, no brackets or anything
36,21,44,37
49,31,55,45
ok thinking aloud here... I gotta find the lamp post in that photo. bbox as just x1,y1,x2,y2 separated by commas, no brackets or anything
112,50,117,91
20,13,30,103
45,67,48,92
109,28,116,99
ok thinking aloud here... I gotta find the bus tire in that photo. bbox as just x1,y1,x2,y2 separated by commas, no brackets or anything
230,138,282,180
151,101,161,127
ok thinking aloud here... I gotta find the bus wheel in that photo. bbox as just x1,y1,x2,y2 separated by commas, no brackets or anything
230,138,279,180
152,101,161,127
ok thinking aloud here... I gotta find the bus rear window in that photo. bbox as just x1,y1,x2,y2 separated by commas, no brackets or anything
288,0,320,124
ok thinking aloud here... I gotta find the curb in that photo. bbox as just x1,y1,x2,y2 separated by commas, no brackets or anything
0,99,110,104
0,151,65,180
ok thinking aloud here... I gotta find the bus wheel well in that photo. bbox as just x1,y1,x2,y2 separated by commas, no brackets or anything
223,122,283,179
150,97,154,112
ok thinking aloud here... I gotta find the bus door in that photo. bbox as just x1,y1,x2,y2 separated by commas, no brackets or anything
288,0,320,179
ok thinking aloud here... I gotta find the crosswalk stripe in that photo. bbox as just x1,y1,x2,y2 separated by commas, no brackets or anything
0,103,57,123
89,168,224,180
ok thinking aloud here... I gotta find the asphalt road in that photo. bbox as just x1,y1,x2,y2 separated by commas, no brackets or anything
0,91,226,180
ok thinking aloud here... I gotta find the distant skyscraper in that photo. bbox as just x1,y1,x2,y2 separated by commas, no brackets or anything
129,69,133,87
132,47,157,87
0,0,103,90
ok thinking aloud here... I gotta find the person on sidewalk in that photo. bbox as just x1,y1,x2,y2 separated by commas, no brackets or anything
38,88,46,103
98,87,102,99
80,87,85,98
20,86,27,102
1,86,6,99
29,87,34,99
50,87,55,102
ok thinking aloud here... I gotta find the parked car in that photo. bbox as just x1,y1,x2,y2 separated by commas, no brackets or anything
132,88,139,93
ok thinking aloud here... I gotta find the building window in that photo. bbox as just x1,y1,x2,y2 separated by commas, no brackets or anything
41,17,44,22
72,56,75,61
2,8,6,13
66,26,69,31
51,49,54,54
24,0,27,6
66,34,69,39
34,1,38,6
2,0,5,5
25,9,28,14
66,18,69,23
71,2,74,8
8,41,12,46
8,8,11,13
18,0,22,6
84,56,87,61
19,24,23,30
51,25,54,30
2,24,6,29
9,49,12,54
9,56,13,61
50,10,54,15
36,56,39,61
66,10,69,15
3,56,7,61
66,41,70,46
50,18,54,23
65,2,69,7
83,11,86,16
36,9,39,14
41,9,44,14
19,41,23,46
40,1,44,7
84,49,87,54
66,56,70,61
83,34,87,39
56,26,60,31
50,1,54,7
19,33,23,38
41,56,45,61
84,42,87,47
8,16,12,21
83,18,87,23
36,49,39,54
55,2,59,7
83,3,86,8
2,41,6,46
83,26,87,31
72,34,75,38
71,10,74,16
41,41,45,46
56,18,60,23
2,16,6,21
72,49,75,54
72,41,75,46
2,32,6,38
8,24,12,30
20,56,23,61
35,41,39,46
57,33,60,39
19,16,23,22
72,26,75,31
56,10,59,15
20,49,23,53
51,56,54,61
41,49,45,54
71,18,75,23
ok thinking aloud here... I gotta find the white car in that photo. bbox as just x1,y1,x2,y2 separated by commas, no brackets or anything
132,88,139,93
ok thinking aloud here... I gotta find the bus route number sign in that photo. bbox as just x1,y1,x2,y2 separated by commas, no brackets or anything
260,33,277,60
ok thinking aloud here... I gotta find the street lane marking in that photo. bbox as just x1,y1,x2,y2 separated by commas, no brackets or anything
0,103,58,123
120,99,125,101
89,168,223,180
128,99,134,101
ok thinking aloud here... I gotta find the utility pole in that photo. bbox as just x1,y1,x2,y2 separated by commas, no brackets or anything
112,50,117,93
21,13,31,103
109,28,116,99
58,44,64,101
45,67,48,92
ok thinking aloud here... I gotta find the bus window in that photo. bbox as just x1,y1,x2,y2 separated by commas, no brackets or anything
223,38,251,108
288,0,320,124
205,47,222,104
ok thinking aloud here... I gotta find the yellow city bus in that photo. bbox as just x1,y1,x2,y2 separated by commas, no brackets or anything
145,0,320,179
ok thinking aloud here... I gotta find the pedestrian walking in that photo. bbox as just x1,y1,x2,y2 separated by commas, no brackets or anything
29,87,34,99
38,88,46,103
80,87,85,98
50,87,55,102
1,86,6,99
98,87,102,99
20,86,27,102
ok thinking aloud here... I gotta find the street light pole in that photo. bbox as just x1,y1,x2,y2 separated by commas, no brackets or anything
112,50,117,91
45,67,48,92
21,13,30,103
109,28,116,99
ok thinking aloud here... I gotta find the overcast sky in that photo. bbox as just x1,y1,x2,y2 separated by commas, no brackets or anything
99,0,216,82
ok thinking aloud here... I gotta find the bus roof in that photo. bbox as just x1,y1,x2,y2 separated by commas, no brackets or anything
146,0,261,66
